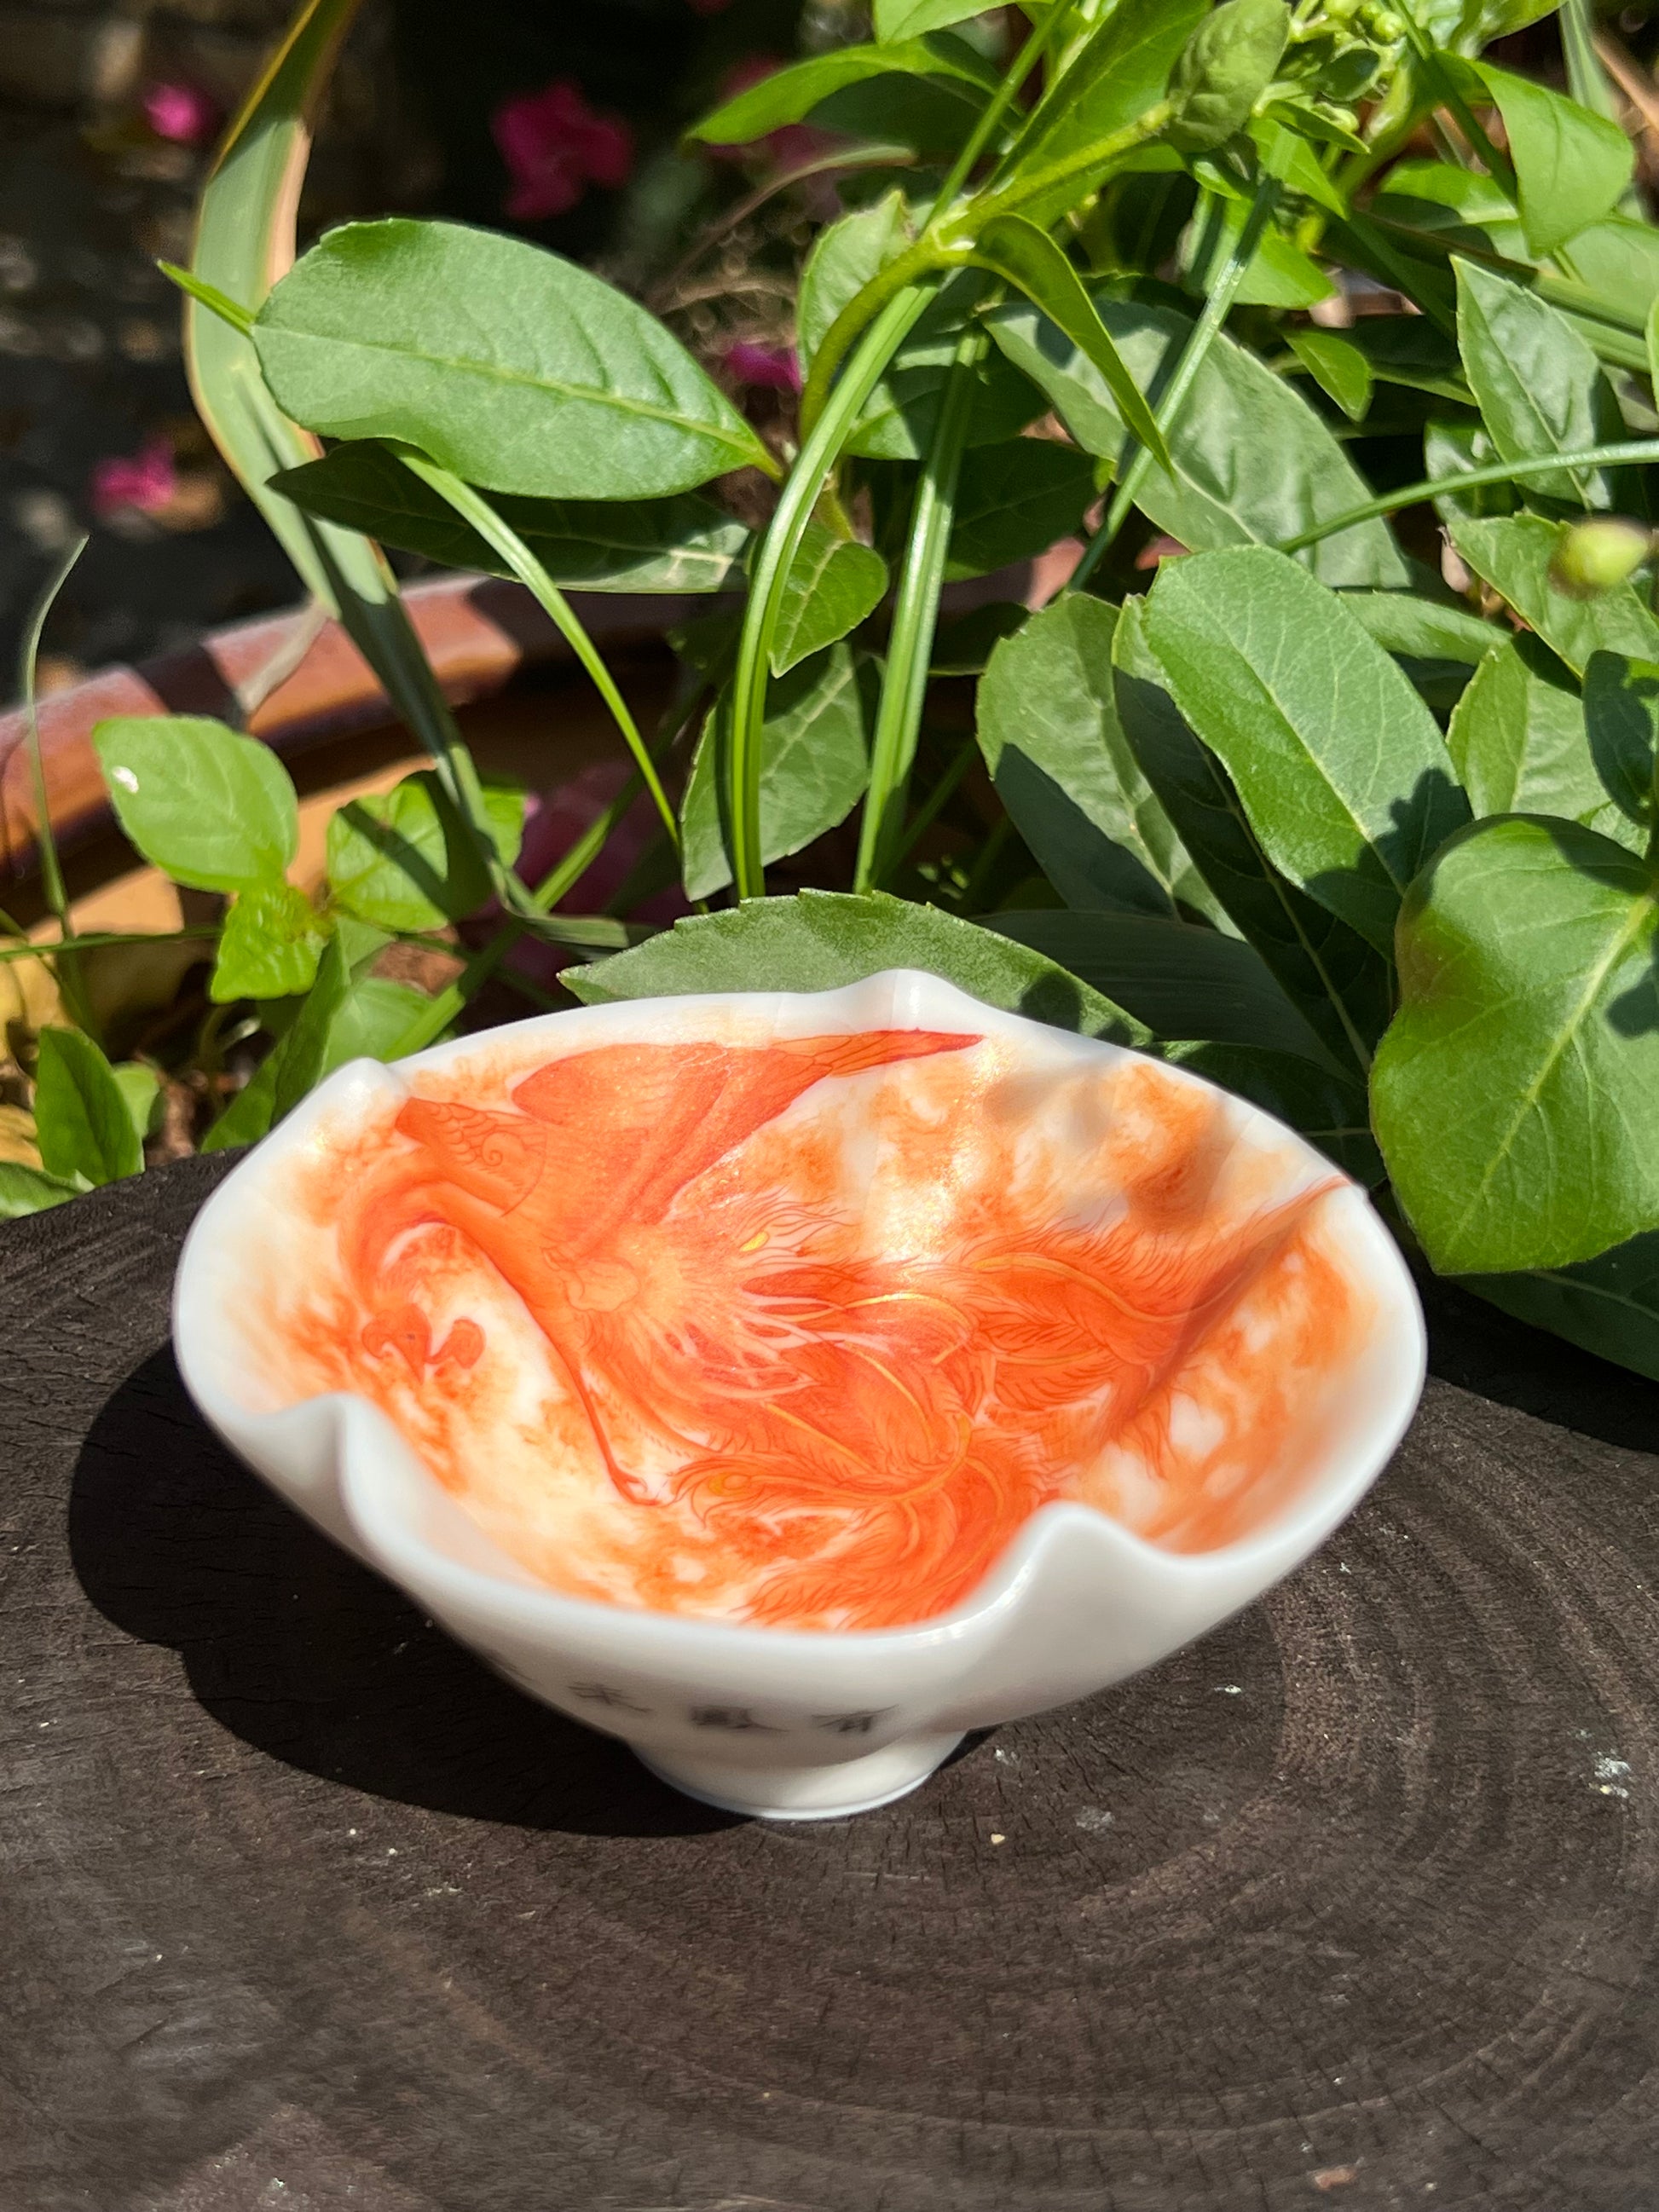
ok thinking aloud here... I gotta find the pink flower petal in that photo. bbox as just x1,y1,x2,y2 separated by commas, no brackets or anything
725,340,801,394
490,80,635,222
142,82,219,147
90,438,178,519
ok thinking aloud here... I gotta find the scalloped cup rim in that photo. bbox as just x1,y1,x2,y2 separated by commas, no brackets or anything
172,968,1426,1662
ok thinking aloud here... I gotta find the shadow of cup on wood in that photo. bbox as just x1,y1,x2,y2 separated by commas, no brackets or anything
67,1343,743,1839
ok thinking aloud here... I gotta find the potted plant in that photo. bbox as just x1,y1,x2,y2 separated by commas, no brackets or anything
6,0,1659,1384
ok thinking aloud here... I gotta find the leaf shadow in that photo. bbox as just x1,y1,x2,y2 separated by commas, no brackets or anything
992,745,1173,920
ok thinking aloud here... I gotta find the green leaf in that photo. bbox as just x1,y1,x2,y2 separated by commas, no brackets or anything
1447,513,1659,676
971,216,1170,469
1188,190,1335,310
687,36,993,145
984,906,1331,1063
323,976,439,1068
873,0,988,36
1460,1233,1659,1382
256,220,771,500
769,523,888,677
801,211,1041,460
327,771,524,933
1329,314,1471,405
1168,1041,1381,1183
931,600,1029,674
1014,0,1207,178
0,1160,82,1219
1338,592,1500,667
1453,258,1626,512
111,1061,160,1149
1166,0,1291,154
33,1026,142,1186
203,932,354,1152
211,883,330,1003
943,439,1097,578
273,443,749,592
976,595,1221,922
1450,636,1640,850
94,715,298,893
1369,158,1529,263
1373,815,1659,1273
1112,597,1392,1071
1583,651,1659,829
681,647,876,901
988,287,1411,586
1142,547,1471,953
564,888,1151,1044
1460,59,1635,260
1286,330,1373,422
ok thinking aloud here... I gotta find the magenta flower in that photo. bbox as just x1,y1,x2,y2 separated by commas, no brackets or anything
90,438,177,520
725,339,801,394
491,80,635,222
142,82,219,147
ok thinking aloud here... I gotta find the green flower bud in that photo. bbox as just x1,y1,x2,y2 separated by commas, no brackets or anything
1360,4,1404,39
1168,0,1293,153
1547,517,1655,601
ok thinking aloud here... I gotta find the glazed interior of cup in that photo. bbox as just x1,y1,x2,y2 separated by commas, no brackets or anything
219,990,1390,1633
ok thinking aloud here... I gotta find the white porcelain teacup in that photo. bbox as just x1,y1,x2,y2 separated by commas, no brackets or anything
173,971,1425,1819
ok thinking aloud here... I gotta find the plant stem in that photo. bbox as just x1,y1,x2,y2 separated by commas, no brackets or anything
856,326,980,892
399,451,680,851
0,926,220,964
936,2,1071,204
1392,0,1518,200
1278,438,1659,554
1068,176,1280,594
17,534,98,1037
887,730,980,873
799,243,959,442
968,101,1175,229
728,285,936,899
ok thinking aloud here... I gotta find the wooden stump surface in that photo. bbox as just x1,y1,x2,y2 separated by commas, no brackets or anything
5,1155,1659,2212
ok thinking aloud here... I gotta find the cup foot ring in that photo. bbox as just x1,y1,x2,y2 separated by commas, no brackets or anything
636,1730,965,1820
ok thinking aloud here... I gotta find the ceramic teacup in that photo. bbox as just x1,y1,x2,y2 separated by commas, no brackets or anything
173,970,1425,1819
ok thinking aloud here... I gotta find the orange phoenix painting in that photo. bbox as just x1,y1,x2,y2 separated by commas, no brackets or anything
257,1025,1367,1631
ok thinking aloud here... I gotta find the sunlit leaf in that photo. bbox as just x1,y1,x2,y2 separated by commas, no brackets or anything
94,715,298,894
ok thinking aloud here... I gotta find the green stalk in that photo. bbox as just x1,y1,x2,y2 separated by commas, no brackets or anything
728,285,936,899
887,731,979,875
17,534,96,1035
398,451,679,852
1277,438,1659,554
800,244,961,443
967,101,1176,229
935,2,1072,204
856,327,981,892
1392,0,1517,200
1068,177,1280,594
0,927,219,965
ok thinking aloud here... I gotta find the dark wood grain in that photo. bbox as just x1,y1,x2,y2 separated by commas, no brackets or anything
5,1158,1659,2212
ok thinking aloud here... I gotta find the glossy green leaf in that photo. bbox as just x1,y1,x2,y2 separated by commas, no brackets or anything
985,907,1331,1063
1330,314,1471,405
1113,597,1392,1072
943,439,1096,579
1189,190,1335,309
1453,258,1625,511
1462,1233,1659,1382
1338,592,1500,667
1373,815,1659,1273
0,1160,82,1218
1287,330,1372,421
1166,1041,1381,1183
1369,159,1529,263
1583,651,1659,829
1447,513,1659,676
972,216,1169,469
1014,0,1207,177
111,1062,160,1149
930,600,1029,674
976,595,1219,922
564,888,1151,1044
988,287,1411,586
800,208,1042,461
94,715,298,893
1142,548,1471,953
33,1027,142,1187
273,443,749,592
256,220,771,500
1450,636,1640,851
769,523,889,676
202,932,353,1153
1167,0,1290,153
687,37,993,146
681,647,876,901
873,0,988,36
211,883,330,1003
327,771,524,933
1460,59,1635,259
